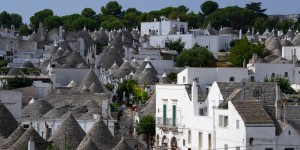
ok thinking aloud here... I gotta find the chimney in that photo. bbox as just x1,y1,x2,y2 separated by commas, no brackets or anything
283,99,288,123
102,99,109,118
252,53,257,63
154,18,157,22
59,26,63,40
239,29,242,39
275,82,281,119
28,137,35,150
252,27,254,36
145,86,151,99
293,49,297,64
243,59,246,68
192,79,198,102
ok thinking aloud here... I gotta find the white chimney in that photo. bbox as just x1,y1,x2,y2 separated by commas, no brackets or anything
239,29,242,39
275,82,281,119
59,26,63,40
102,99,110,118
28,137,35,150
192,79,198,102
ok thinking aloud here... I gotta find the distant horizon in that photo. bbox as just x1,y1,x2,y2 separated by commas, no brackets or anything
0,0,299,24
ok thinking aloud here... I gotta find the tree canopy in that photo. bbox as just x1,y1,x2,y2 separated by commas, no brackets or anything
175,46,216,67
264,75,296,94
229,38,266,67
137,115,156,150
101,1,123,17
30,9,53,30
165,38,185,54
81,8,96,19
245,2,267,18
201,1,219,16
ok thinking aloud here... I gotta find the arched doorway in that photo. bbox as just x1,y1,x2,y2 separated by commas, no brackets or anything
171,137,177,150
162,136,168,150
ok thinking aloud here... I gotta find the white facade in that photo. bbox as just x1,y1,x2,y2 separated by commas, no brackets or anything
248,63,300,91
282,46,300,60
156,83,213,150
150,34,232,52
141,17,188,36
0,90,22,121
177,67,248,92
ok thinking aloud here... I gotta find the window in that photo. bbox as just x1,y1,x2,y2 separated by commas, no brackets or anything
236,120,240,129
219,115,229,127
224,144,228,150
188,130,192,144
23,124,29,129
183,139,185,146
163,104,167,125
229,76,235,82
172,105,176,126
236,147,240,150
250,76,255,82
285,148,294,150
194,77,199,83
271,73,275,77
183,76,186,83
285,72,288,77
265,148,273,150
208,134,212,150
199,108,204,116
199,132,203,149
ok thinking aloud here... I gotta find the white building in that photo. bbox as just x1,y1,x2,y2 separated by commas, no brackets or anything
141,16,188,36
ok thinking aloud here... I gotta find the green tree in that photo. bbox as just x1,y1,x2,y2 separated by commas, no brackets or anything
264,75,296,94
43,15,62,30
73,17,97,31
18,24,29,36
136,115,155,150
81,8,96,19
10,13,22,28
30,9,53,30
201,1,219,16
165,38,185,54
0,11,12,28
101,1,123,17
206,6,255,30
229,38,266,67
175,46,216,67
8,77,33,89
61,14,81,31
245,2,267,18
100,15,123,30
277,19,295,33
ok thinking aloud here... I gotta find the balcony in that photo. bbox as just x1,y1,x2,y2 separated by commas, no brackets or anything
156,117,178,132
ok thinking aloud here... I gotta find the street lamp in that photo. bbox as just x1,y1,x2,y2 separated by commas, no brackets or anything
226,19,233,29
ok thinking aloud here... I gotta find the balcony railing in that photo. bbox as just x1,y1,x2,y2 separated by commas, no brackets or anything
156,117,178,127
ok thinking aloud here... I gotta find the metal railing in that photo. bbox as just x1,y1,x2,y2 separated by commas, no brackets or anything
156,117,178,127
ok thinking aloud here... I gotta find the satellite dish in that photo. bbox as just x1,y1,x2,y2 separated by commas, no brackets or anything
253,86,262,97
241,78,248,86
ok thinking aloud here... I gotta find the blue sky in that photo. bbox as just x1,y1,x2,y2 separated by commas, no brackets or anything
1,0,300,24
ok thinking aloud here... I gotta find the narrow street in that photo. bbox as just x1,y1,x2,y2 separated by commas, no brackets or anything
117,107,147,150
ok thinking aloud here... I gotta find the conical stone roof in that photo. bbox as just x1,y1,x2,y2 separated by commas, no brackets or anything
132,57,157,81
42,105,71,119
130,58,140,68
2,125,25,149
267,37,282,50
0,101,18,138
112,137,131,150
281,38,293,46
77,137,99,150
9,125,46,150
67,80,78,88
285,28,295,40
265,35,274,47
292,33,300,46
21,59,34,68
101,46,124,70
80,85,90,93
22,99,53,118
78,68,105,93
110,61,119,70
98,28,109,44
138,63,159,85
7,68,24,76
140,92,156,117
51,47,64,59
159,73,171,84
115,59,135,79
48,113,86,150
81,118,116,149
